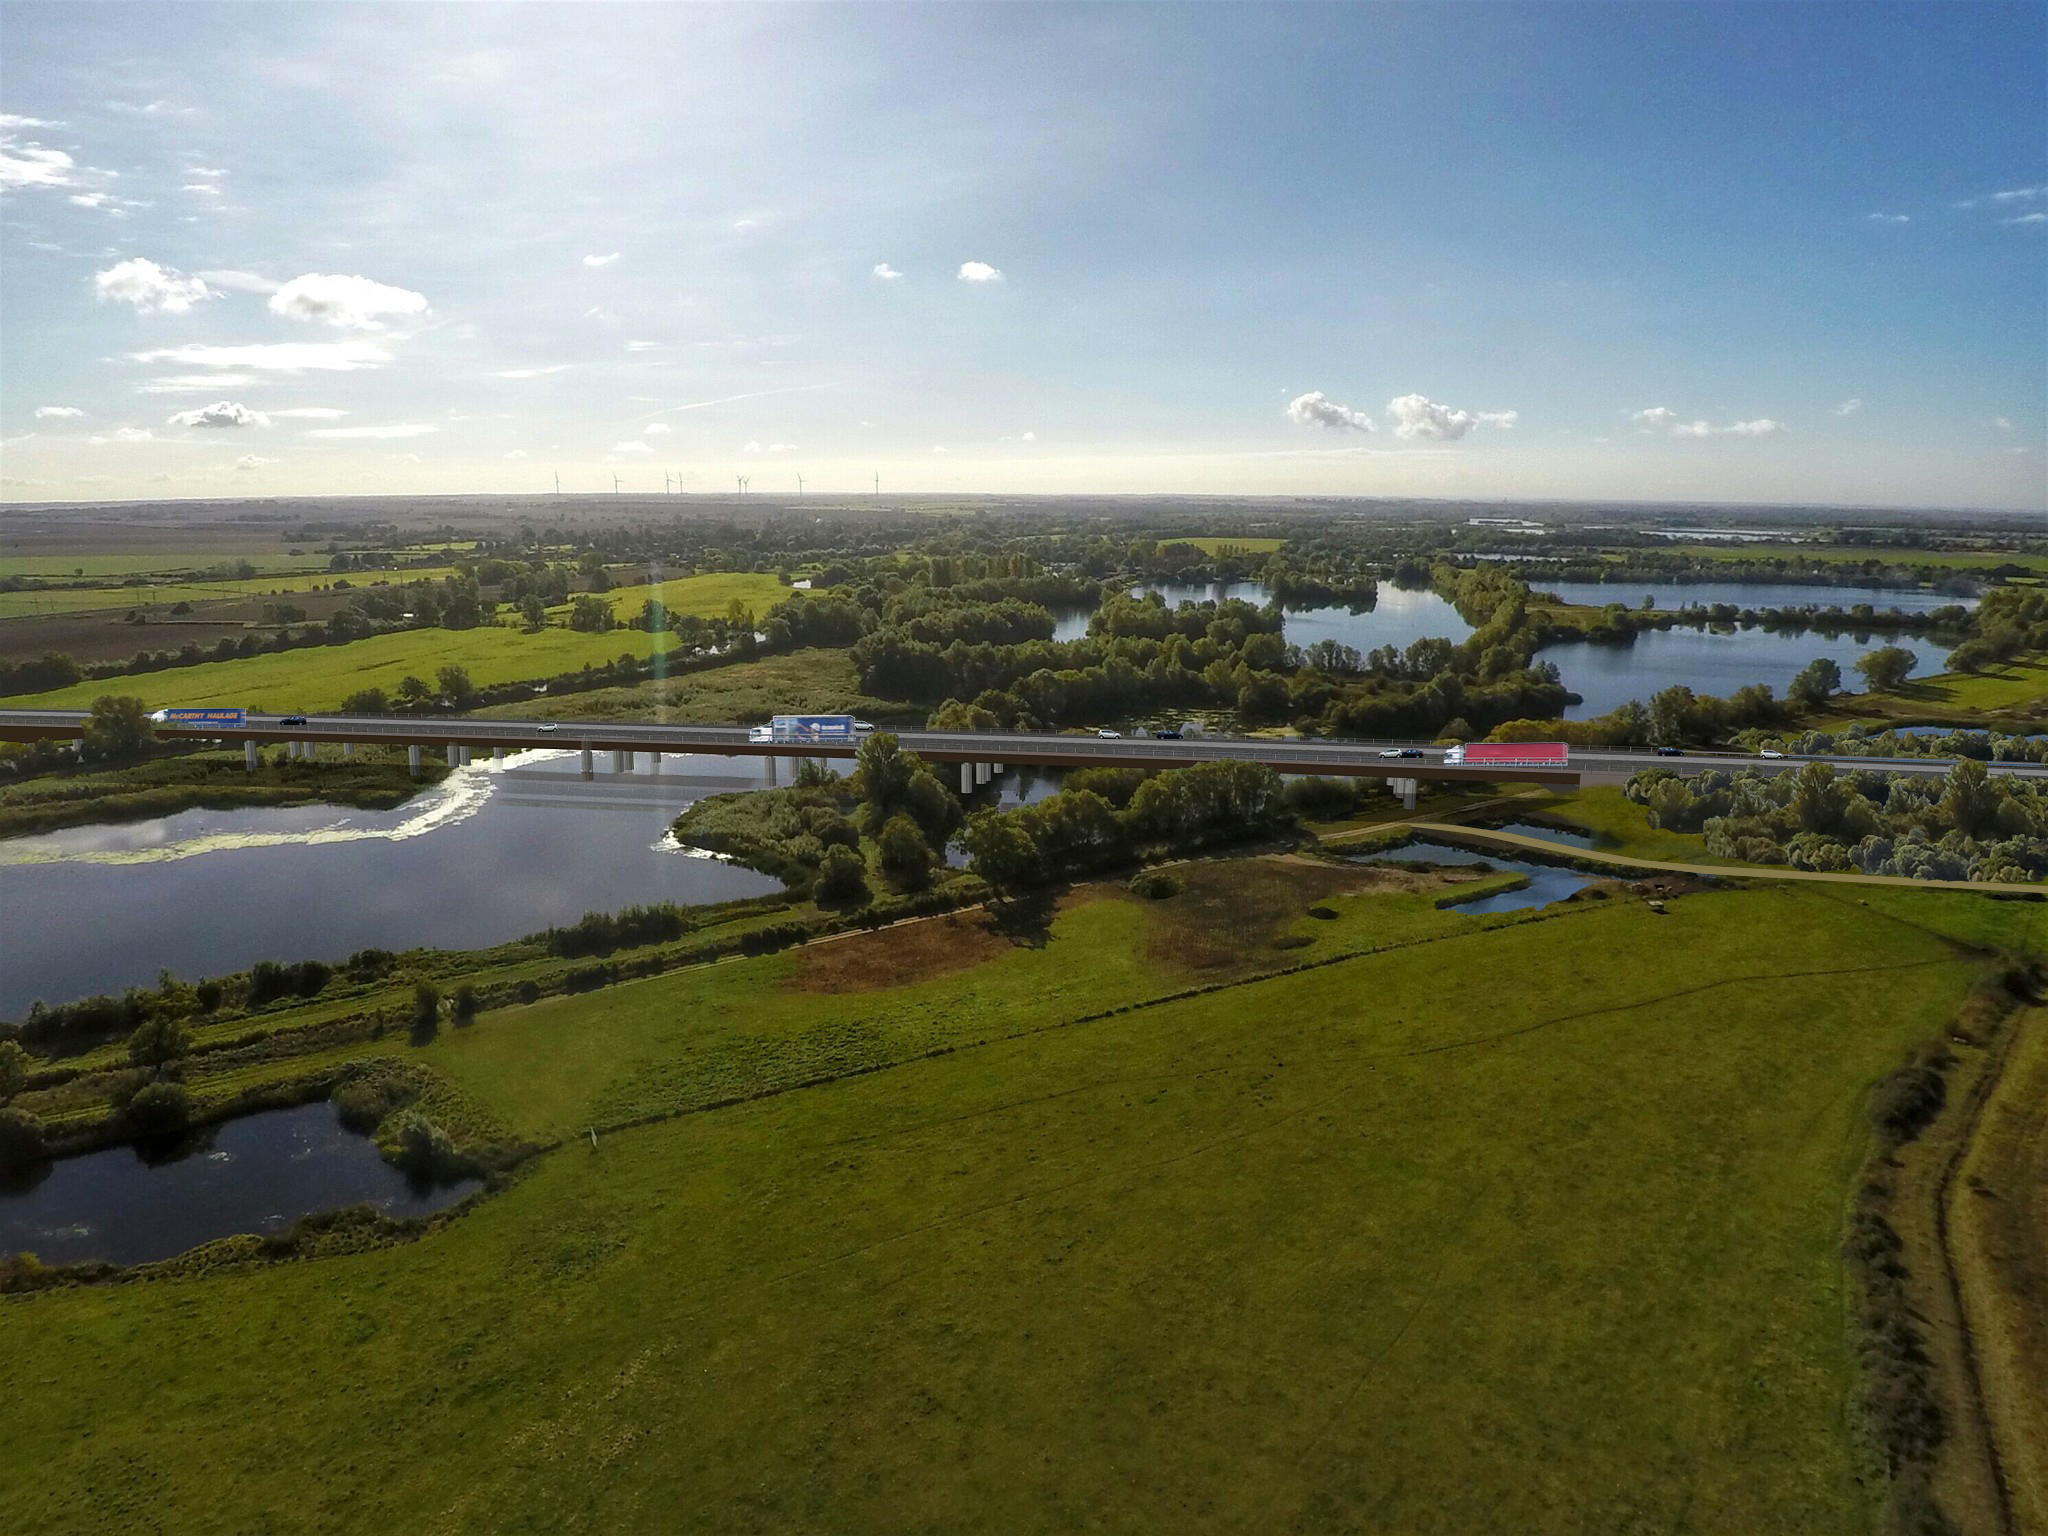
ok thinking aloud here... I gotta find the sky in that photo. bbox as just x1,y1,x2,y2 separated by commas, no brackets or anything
1,1,2043,511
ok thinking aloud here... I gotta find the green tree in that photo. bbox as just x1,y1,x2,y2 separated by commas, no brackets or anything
876,814,935,891
340,686,390,714
80,694,153,763
519,593,548,631
1854,646,1918,693
0,1107,49,1171
1787,657,1843,708
854,732,916,831
411,983,442,1042
435,664,476,707
569,594,615,632
0,1039,28,1106
126,1081,192,1137
126,1014,192,1078
451,984,479,1026
959,807,1039,901
815,843,870,903
1940,757,2000,839
396,674,430,704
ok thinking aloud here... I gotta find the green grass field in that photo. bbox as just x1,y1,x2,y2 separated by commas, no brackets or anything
598,571,794,623
0,569,459,621
1858,654,2048,720
481,648,906,725
1,553,341,579
0,871,2010,1534
3,625,686,713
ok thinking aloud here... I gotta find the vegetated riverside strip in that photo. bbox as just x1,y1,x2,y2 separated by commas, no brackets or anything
1,860,2040,1534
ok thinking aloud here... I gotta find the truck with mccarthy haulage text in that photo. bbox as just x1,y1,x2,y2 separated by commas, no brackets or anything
148,708,247,728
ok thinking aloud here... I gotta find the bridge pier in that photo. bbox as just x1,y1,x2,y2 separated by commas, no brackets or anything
408,744,422,778
1391,776,1417,811
343,742,355,761
974,761,990,786
767,756,779,785
646,749,659,774
245,739,259,772
493,747,504,763
992,762,1003,774
959,761,974,794
446,744,460,768
611,749,627,774
580,746,593,779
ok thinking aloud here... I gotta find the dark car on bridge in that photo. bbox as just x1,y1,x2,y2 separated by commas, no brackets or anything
1657,746,1684,756
279,715,308,727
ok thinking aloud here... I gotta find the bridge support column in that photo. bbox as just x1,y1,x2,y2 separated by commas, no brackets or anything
1392,777,1417,811
343,742,355,760
492,747,504,762
580,746,593,779
301,741,315,763
960,761,974,793
992,762,1003,774
767,755,780,785
612,749,627,774
460,745,472,766
974,761,990,786
446,744,460,768
245,739,259,772
408,744,422,778
645,749,659,774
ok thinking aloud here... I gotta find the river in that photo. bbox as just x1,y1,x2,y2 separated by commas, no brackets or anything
0,750,783,1017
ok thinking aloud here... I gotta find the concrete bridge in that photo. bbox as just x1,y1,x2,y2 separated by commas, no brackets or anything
1,709,2040,811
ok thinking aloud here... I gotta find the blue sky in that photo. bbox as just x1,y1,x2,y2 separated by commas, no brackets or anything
2,1,2042,508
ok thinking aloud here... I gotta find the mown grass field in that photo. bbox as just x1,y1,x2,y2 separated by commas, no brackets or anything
3,625,684,713
0,553,341,579
1169,536,1286,556
1857,653,2048,721
0,569,458,621
0,870,2014,1534
596,571,795,623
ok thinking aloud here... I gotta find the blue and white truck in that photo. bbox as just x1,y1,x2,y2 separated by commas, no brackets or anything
148,708,247,728
755,713,861,744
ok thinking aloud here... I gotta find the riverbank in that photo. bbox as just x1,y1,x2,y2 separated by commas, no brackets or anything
0,750,447,839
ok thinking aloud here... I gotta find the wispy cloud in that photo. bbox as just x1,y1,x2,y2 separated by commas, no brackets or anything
139,373,259,393
1866,212,1911,225
305,422,439,439
269,407,348,420
1834,398,1863,415
582,252,620,267
34,405,85,419
492,364,572,379
167,400,269,429
268,273,427,331
2003,212,2048,227
131,341,393,372
634,383,835,424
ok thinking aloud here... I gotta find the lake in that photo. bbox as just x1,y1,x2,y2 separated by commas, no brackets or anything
0,1099,478,1268
1540,627,1956,719
1532,579,1972,614
1133,581,1477,652
0,750,784,1016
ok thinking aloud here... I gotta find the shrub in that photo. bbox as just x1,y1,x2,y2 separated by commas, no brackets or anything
1868,1048,1951,1148
815,844,870,904
409,983,441,1043
0,1107,48,1171
126,1014,192,1076
388,1110,463,1180
562,964,612,993
332,1074,417,1133
125,1081,193,1137
1127,869,1184,900
193,979,225,1014
514,979,541,1004
877,813,935,892
0,1039,26,1106
451,984,479,1026
345,947,397,982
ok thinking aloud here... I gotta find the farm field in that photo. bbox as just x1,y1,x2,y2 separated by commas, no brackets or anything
481,648,904,725
1,624,683,713
597,570,794,622
0,873,2003,1534
0,569,458,621
1171,536,1286,556
0,552,342,579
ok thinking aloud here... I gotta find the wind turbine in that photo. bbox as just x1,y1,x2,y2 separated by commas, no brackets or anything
553,471,561,495
795,472,804,496
872,472,880,496
613,473,622,494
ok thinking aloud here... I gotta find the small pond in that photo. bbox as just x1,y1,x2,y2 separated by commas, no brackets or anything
0,750,785,1016
1347,839,1595,913
0,1100,478,1268
1485,821,1597,850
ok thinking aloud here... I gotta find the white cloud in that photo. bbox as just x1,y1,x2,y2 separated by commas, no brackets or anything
181,183,222,196
131,341,393,372
139,373,258,393
644,422,672,435
94,257,212,313
106,100,195,117
583,252,620,267
67,191,147,216
1018,431,1037,442
167,400,270,429
34,405,85,419
0,142,75,189
1386,394,1514,441
1866,213,1911,225
0,114,62,130
1672,417,1785,438
503,449,529,459
1994,417,2014,431
769,443,796,453
1632,406,1678,430
743,440,762,453
305,422,439,440
493,364,572,379
268,273,427,331
269,407,347,420
89,427,158,444
2003,212,2048,226
957,261,1002,283
186,166,226,179
931,444,949,453
624,340,664,352
731,218,761,231
1834,398,1863,416
234,454,276,470
609,440,654,455
1287,391,1374,433
872,263,904,282
1989,185,2047,202
197,268,281,294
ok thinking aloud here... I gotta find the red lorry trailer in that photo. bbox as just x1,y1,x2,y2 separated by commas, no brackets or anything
1441,742,1569,768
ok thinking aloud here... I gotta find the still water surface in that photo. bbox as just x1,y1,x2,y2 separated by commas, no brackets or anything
0,750,783,1015
1533,579,1972,614
1348,840,1594,913
0,1100,477,1268
1545,627,1955,719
